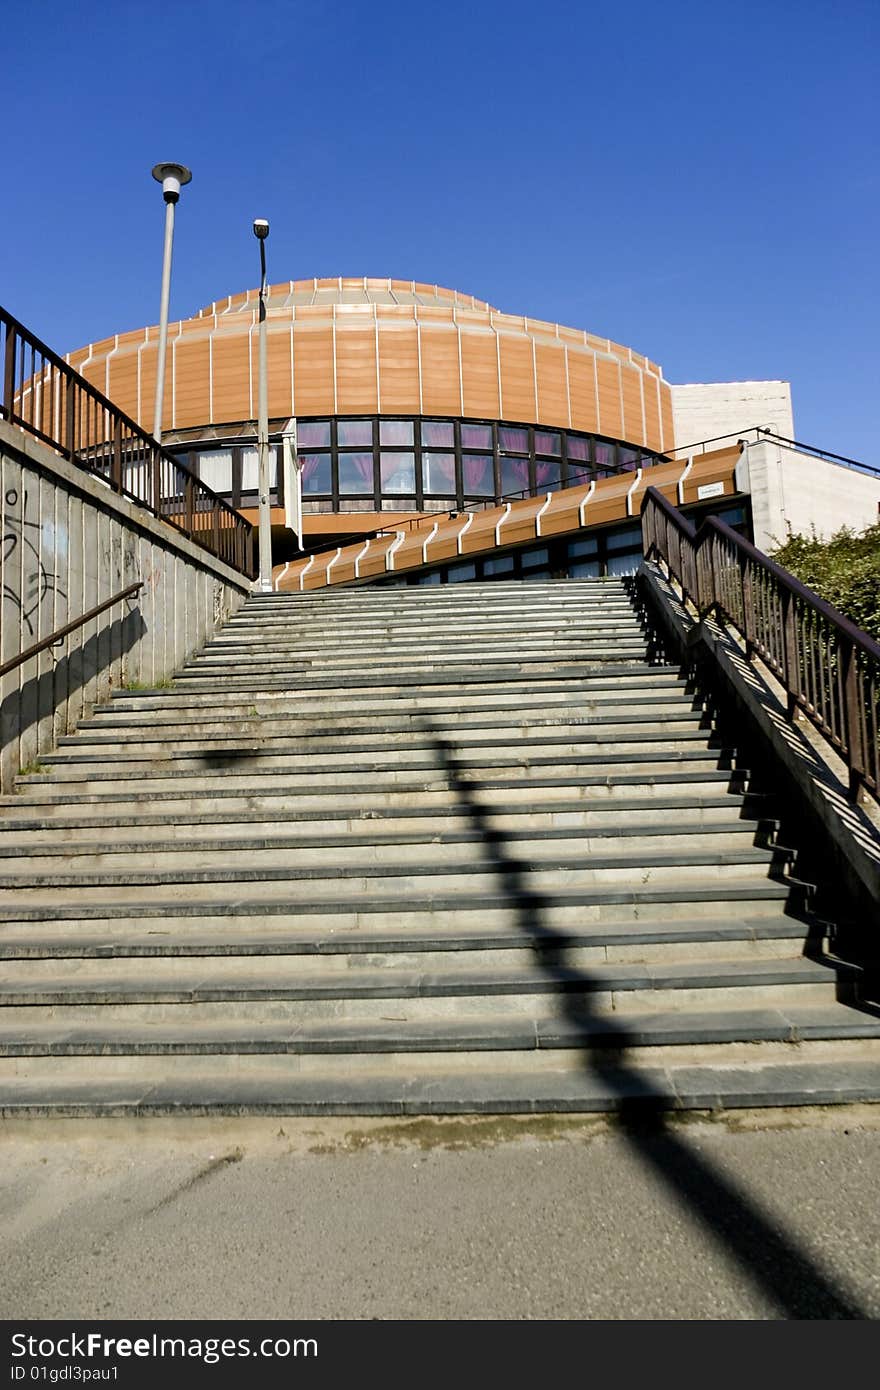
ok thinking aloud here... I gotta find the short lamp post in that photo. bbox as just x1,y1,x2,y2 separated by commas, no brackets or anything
151,162,191,445
253,217,273,591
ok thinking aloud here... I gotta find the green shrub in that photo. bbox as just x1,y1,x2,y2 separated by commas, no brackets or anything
770,524,880,641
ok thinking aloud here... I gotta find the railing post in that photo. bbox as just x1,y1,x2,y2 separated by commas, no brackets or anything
185,474,195,538
781,588,798,718
3,323,16,421
151,447,163,519
111,417,123,493
841,640,865,799
740,550,754,659
64,378,77,462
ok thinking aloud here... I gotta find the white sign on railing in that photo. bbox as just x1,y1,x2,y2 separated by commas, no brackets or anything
282,418,300,539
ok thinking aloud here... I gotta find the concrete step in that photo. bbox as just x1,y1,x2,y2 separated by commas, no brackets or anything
2,1004,875,1058
0,878,793,924
1,1051,878,1119
0,846,785,897
49,721,710,763
0,792,753,837
0,954,843,1011
68,711,703,756
1,823,767,875
15,750,728,795
0,769,742,812
0,912,808,960
107,663,680,701
0,812,762,856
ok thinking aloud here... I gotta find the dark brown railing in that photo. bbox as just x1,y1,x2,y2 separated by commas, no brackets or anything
0,582,144,679
641,486,880,801
1,306,255,578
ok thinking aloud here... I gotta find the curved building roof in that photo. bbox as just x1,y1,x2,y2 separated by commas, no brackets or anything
66,276,674,452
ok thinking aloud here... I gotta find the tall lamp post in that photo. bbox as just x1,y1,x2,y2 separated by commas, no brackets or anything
253,218,273,591
150,162,191,445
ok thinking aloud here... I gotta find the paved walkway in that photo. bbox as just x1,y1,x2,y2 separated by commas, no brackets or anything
1,1108,878,1320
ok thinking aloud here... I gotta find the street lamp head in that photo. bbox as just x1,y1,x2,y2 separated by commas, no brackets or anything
152,162,192,204
253,218,270,240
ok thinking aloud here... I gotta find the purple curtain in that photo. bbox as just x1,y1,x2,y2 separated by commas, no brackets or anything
462,454,492,493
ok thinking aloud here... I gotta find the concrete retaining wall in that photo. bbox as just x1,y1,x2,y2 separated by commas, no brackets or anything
737,439,880,550
0,421,251,792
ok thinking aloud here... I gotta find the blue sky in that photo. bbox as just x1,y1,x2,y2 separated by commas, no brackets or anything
4,0,878,460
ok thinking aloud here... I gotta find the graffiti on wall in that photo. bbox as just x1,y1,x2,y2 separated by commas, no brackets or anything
1,487,67,638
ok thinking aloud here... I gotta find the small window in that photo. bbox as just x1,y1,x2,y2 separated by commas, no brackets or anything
337,419,373,447
567,537,598,559
300,453,331,494
447,562,476,583
422,452,456,494
461,423,493,449
522,547,549,568
498,425,528,452
567,434,590,461
380,452,416,492
422,420,455,448
535,430,561,456
241,446,277,491
484,555,515,575
338,452,374,493
297,420,331,448
196,449,233,493
380,419,414,446
462,453,494,495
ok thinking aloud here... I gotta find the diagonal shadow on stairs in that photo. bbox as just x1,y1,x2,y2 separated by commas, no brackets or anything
419,717,866,1320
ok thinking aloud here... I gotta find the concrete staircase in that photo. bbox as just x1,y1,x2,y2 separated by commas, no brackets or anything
1,578,877,1117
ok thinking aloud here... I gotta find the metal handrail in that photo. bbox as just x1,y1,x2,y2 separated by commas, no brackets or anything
641,485,880,800
0,581,144,679
1,306,256,578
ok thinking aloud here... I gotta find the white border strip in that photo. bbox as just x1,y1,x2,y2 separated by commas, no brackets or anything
535,493,553,537
422,523,440,564
677,455,694,504
494,502,512,546
298,555,316,592
578,480,596,526
386,531,406,570
625,468,643,516
456,513,474,555
354,537,372,579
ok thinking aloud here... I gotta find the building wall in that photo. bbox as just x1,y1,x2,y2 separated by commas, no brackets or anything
738,439,880,551
671,381,794,452
65,278,674,454
0,420,250,792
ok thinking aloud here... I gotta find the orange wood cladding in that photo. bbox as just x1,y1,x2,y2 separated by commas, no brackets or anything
273,446,742,593
65,278,673,452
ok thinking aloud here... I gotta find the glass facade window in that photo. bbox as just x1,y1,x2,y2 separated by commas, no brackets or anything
618,446,640,472
462,453,494,495
595,441,616,471
534,430,561,456
197,449,233,492
535,460,562,491
177,414,666,519
499,425,528,452
422,420,455,448
337,419,373,447
338,452,374,493
379,419,414,446
461,423,492,449
301,452,332,493
422,451,456,494
298,420,331,448
380,452,416,492
500,456,529,495
241,446,276,491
